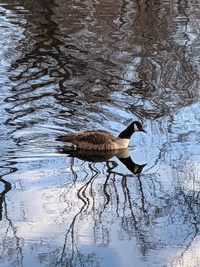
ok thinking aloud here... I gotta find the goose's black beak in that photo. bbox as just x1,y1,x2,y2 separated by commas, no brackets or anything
141,129,147,133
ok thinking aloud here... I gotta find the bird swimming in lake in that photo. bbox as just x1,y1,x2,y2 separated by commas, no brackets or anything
57,121,146,151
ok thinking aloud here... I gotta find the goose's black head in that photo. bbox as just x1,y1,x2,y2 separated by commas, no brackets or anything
118,121,146,139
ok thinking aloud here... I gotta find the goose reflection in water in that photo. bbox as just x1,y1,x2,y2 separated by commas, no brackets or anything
60,147,146,175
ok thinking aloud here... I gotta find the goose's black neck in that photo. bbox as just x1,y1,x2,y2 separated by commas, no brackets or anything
118,124,134,139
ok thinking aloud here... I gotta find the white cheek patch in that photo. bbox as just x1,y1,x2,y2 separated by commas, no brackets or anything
134,123,139,131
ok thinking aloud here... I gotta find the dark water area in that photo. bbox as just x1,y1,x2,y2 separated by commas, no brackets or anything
0,0,200,266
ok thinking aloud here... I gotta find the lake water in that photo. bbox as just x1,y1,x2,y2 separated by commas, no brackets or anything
0,0,200,266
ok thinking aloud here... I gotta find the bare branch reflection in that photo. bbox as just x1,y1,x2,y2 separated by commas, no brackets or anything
0,177,12,221
0,0,200,266
54,148,149,265
0,172,24,266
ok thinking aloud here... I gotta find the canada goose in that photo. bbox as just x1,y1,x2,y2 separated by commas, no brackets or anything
57,121,146,150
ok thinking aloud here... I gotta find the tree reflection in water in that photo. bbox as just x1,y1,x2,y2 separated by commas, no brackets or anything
0,0,200,266
0,143,200,266
55,148,148,266
36,145,199,267
0,171,24,267
0,177,12,221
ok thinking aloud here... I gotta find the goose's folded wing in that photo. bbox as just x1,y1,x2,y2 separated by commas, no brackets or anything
96,130,115,137
58,131,116,145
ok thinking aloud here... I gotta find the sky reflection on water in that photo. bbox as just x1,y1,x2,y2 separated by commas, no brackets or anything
0,0,200,267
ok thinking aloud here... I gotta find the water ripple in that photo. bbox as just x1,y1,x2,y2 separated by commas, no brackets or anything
0,1,200,267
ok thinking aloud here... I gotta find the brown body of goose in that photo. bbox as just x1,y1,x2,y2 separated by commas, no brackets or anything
57,121,145,150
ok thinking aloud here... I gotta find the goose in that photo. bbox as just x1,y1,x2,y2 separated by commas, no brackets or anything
57,121,146,150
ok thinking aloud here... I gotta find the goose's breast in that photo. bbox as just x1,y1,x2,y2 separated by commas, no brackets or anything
114,139,130,149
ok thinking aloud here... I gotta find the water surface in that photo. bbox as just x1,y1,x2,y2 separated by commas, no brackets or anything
0,0,200,266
